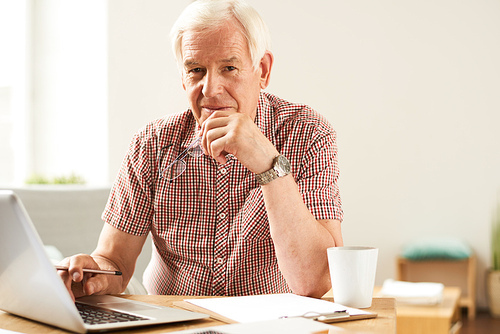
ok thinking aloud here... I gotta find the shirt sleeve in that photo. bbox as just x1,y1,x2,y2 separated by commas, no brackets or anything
102,128,156,236
295,125,343,223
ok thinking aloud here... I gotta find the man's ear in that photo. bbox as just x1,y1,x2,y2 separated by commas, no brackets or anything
259,51,274,89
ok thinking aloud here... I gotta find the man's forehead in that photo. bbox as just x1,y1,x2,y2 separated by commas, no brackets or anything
181,35,248,67
182,34,245,51
183,56,241,66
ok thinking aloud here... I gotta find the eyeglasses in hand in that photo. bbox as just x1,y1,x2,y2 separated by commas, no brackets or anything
160,137,203,180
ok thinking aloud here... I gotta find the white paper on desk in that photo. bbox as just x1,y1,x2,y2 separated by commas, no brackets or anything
184,293,370,323
169,317,346,334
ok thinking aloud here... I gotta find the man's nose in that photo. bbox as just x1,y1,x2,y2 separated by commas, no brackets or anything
201,72,224,97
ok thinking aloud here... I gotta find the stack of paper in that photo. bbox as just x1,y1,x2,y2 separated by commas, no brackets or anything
379,279,444,305
178,293,374,324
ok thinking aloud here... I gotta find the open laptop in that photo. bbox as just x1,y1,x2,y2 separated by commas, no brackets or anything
0,190,209,333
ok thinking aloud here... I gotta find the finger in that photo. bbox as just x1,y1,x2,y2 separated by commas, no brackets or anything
71,279,86,299
202,113,241,158
58,268,76,302
58,257,81,300
200,110,233,135
200,114,229,154
58,255,100,299
203,127,226,158
209,136,232,164
83,274,108,296
66,254,100,282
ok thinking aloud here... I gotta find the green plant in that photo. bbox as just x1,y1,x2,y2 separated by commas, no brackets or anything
52,173,86,184
493,202,500,271
25,174,51,184
25,172,86,185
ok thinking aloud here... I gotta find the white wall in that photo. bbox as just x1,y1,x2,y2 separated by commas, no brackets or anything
107,0,188,179
107,0,500,307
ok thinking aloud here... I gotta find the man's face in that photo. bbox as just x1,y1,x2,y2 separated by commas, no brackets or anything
181,20,265,126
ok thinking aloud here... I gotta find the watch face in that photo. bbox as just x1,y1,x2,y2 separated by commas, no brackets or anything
275,155,291,176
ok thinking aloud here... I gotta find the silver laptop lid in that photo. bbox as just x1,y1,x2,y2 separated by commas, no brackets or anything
0,190,87,333
0,190,209,333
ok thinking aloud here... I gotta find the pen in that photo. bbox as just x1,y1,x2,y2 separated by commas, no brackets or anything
55,265,122,276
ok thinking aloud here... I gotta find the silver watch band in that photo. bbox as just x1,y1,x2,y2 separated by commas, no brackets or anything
255,168,279,185
255,155,291,185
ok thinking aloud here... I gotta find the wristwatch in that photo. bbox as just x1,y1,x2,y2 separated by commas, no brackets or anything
255,155,291,185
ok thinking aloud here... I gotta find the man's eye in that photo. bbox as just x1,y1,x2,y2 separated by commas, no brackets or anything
190,68,203,73
225,66,236,71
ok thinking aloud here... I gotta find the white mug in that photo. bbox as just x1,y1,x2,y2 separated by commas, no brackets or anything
327,246,378,308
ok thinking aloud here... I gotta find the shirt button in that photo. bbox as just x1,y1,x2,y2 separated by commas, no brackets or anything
220,168,227,174
219,213,226,220
216,258,224,264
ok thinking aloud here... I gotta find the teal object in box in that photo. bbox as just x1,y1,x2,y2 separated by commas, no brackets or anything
402,237,472,260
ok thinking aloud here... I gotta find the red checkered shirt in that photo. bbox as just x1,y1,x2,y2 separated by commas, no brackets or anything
103,92,343,296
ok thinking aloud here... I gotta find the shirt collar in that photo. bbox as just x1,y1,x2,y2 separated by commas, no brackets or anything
255,92,277,146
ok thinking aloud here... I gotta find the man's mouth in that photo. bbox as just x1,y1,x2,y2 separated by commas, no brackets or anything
201,106,229,113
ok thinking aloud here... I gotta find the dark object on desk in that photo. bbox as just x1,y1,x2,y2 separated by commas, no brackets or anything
55,265,123,276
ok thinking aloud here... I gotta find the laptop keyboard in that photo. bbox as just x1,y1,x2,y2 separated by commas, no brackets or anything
76,302,148,325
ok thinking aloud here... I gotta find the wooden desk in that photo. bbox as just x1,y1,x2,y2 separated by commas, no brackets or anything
375,286,462,334
0,295,396,333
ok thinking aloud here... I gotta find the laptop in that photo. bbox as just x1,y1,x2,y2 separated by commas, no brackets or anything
0,190,209,333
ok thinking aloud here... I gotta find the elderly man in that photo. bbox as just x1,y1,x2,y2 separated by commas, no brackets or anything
60,0,343,299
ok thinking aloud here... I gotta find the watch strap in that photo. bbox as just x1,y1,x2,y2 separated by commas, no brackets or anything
255,168,279,185
255,155,291,185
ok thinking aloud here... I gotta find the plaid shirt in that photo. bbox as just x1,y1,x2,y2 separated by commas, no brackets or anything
103,92,343,296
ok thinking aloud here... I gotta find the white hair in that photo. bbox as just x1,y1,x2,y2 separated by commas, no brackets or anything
170,0,271,69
